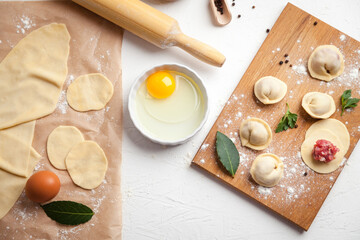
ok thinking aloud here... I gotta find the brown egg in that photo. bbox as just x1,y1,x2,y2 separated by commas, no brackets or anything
25,171,61,203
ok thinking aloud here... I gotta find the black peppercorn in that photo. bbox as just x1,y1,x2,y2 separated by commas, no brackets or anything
279,61,284,65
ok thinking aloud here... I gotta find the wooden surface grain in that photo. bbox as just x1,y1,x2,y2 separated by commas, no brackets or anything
192,3,360,231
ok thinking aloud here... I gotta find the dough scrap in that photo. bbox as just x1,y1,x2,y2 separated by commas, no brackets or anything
67,73,114,112
65,141,108,189
47,126,84,170
302,92,336,119
250,153,284,187
0,121,36,177
254,76,287,104
0,147,41,219
308,45,344,81
301,129,346,173
0,23,70,130
239,118,272,150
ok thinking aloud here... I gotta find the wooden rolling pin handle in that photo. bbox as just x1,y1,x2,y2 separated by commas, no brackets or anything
175,33,226,67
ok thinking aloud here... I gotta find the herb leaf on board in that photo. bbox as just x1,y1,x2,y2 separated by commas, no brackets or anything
41,201,94,225
215,131,240,177
275,103,298,133
341,89,359,116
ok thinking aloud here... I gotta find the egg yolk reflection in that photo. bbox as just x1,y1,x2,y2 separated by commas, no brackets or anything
146,71,176,99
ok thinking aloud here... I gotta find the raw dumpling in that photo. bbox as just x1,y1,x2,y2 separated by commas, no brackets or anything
301,119,350,174
308,45,344,81
302,92,336,119
239,118,272,150
250,153,284,187
254,76,287,104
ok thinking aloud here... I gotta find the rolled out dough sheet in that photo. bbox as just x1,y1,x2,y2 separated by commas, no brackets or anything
0,1,123,239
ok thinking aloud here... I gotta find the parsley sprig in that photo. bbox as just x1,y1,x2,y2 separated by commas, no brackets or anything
275,103,298,133
341,90,359,116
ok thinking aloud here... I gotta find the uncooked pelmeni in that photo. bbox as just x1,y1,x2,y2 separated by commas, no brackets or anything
239,118,272,150
67,73,114,112
302,92,336,119
254,76,287,104
308,45,344,81
65,141,108,189
250,153,284,187
0,23,70,130
47,126,84,170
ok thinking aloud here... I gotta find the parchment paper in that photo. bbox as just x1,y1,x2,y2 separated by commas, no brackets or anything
0,1,123,239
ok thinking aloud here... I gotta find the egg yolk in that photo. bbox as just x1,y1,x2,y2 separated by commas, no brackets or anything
146,71,176,99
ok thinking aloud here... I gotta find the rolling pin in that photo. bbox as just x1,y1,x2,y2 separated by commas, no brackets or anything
72,0,226,67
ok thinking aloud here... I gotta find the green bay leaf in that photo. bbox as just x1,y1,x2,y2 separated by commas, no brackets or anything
41,201,94,225
215,131,240,177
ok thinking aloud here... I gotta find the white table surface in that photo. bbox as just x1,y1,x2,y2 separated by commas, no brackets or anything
122,0,360,239
4,0,359,239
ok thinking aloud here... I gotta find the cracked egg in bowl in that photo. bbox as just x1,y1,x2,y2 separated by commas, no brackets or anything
128,64,209,145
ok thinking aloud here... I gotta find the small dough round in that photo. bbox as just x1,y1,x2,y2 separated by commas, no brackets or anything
47,126,84,170
302,92,336,119
301,129,346,173
250,153,284,187
308,45,344,81
254,76,287,104
67,73,114,112
239,118,272,150
305,119,350,152
65,141,108,189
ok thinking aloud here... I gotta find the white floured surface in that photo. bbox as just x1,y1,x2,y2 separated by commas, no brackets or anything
123,0,360,239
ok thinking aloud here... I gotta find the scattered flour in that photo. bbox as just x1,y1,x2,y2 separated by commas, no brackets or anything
201,143,209,150
258,186,272,196
56,90,68,114
200,159,205,164
16,15,36,34
292,64,307,75
340,34,346,41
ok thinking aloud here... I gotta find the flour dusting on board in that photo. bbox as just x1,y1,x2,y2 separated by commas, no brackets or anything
193,20,360,221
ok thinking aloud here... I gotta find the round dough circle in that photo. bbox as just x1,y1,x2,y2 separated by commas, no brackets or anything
305,119,350,152
254,76,287,104
67,73,114,112
308,45,344,82
47,126,84,170
65,141,108,189
301,92,336,119
239,118,272,150
301,129,346,174
250,153,284,187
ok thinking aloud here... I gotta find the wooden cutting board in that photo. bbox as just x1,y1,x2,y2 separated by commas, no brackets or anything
192,3,360,231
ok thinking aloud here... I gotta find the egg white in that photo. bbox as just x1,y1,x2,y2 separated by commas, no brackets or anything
135,71,205,141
